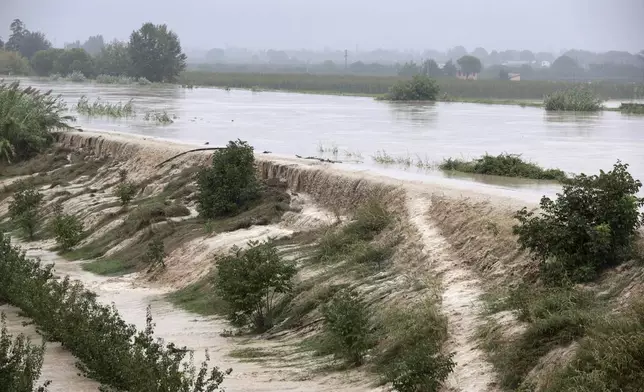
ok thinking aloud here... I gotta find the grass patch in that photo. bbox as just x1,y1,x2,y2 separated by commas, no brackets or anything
76,95,135,117
143,111,175,124
480,285,602,390
228,347,272,360
439,153,568,181
544,87,603,112
167,275,229,316
82,258,137,276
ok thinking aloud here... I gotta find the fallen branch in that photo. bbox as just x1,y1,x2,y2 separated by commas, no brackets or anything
155,147,224,168
295,155,342,164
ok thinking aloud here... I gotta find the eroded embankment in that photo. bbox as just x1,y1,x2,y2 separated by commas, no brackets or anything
9,131,641,392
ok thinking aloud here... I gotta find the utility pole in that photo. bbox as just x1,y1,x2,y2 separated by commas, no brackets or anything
344,49,348,70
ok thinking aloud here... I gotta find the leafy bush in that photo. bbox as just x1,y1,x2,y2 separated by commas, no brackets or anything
0,233,231,391
146,237,165,269
50,204,83,251
8,185,43,239
76,95,135,117
384,75,440,101
0,82,73,162
544,87,603,111
439,153,568,181
0,313,50,392
0,50,31,75
197,140,259,219
144,111,174,124
321,289,373,366
377,301,454,392
214,240,296,331
114,173,138,205
66,70,86,82
514,161,644,283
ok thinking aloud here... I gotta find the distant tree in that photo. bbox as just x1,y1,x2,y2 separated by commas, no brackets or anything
53,48,94,76
552,55,581,76
535,52,555,63
499,68,510,80
128,23,186,82
442,59,457,77
519,50,535,62
94,40,131,75
0,51,31,75
322,59,336,70
457,55,482,76
398,61,420,76
0,37,4,49
205,48,225,62
448,45,467,60
266,49,289,64
349,61,367,73
499,49,520,62
64,40,81,50
7,20,51,59
30,48,64,75
488,50,500,65
472,47,489,63
520,64,534,79
421,59,442,77
82,35,105,56
5,19,26,52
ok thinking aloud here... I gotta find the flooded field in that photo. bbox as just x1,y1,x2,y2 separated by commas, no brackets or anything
16,78,644,199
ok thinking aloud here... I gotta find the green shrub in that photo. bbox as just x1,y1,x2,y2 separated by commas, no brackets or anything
0,313,50,392
0,233,231,391
377,301,454,392
197,140,259,219
513,161,644,283
0,82,73,162
321,289,373,366
439,153,568,181
115,182,138,205
8,185,43,240
145,237,165,269
214,240,296,331
544,87,603,111
50,205,83,251
384,75,440,101
76,95,135,117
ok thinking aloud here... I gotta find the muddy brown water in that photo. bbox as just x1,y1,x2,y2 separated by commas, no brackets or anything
13,78,644,200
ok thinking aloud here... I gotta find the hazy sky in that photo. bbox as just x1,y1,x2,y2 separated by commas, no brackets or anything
1,0,643,53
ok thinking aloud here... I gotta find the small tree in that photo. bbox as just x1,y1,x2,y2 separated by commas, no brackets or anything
385,75,440,101
457,55,482,76
214,241,296,331
514,161,644,283
50,204,83,251
197,140,259,219
128,23,186,82
322,289,373,366
145,237,165,270
0,313,50,392
8,185,43,240
114,170,137,205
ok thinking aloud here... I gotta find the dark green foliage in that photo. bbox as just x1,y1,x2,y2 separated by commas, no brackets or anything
197,140,259,219
321,290,373,366
544,87,603,111
214,240,296,331
377,302,454,392
115,181,138,205
0,313,50,392
513,161,644,283
128,23,187,82
50,205,83,251
0,233,231,391
30,49,64,76
52,48,94,77
6,19,51,60
94,40,131,76
145,237,165,269
0,82,73,162
8,185,43,239
620,103,644,115
384,75,440,101
0,50,31,75
439,153,568,181
457,55,483,76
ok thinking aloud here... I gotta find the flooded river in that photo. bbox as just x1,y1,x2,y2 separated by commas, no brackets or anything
17,78,644,199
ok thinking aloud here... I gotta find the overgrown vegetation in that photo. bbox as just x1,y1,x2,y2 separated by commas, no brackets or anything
0,233,231,391
620,102,644,115
383,75,440,101
144,111,175,124
0,82,72,163
214,240,296,332
114,170,138,205
0,313,50,392
75,95,135,117
197,139,259,218
544,87,603,111
439,153,569,181
50,204,83,251
321,289,373,366
95,74,151,85
8,185,43,239
145,237,166,270
514,161,644,283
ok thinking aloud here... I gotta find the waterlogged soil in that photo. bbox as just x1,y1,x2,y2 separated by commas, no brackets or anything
13,78,644,198
21,244,379,392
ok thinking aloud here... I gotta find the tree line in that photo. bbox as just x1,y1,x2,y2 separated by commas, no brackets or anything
0,19,186,82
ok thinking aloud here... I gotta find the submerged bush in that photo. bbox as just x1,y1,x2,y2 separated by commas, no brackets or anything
144,111,174,124
76,95,135,117
197,139,259,218
384,75,440,101
439,153,568,181
95,74,135,85
0,82,73,162
50,204,83,251
544,87,603,111
0,313,50,392
514,161,644,283
0,233,231,391
321,289,373,366
214,240,296,332
8,185,43,240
